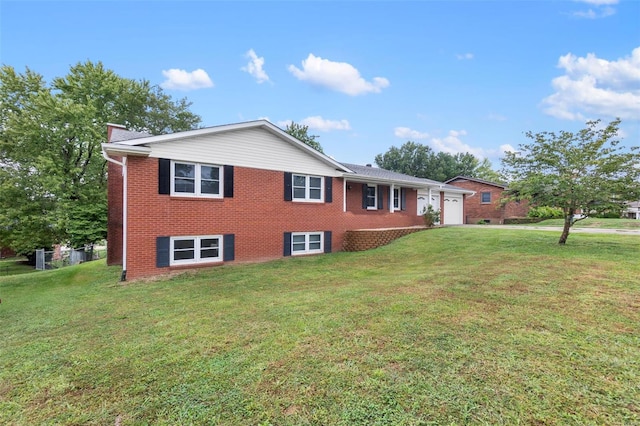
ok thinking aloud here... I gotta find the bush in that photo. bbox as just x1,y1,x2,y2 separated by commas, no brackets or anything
528,206,564,219
422,205,440,227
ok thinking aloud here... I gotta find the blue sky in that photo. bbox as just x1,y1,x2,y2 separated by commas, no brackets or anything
1,0,639,168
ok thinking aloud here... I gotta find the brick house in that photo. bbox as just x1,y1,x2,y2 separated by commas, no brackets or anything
445,176,529,224
102,120,473,280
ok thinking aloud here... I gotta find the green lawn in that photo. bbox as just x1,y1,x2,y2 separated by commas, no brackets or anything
0,257,33,277
517,217,640,229
1,228,639,425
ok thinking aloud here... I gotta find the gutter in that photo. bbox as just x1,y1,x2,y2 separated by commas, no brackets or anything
101,149,128,282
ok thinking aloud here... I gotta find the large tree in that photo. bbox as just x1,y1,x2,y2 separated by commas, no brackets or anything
0,61,201,256
374,141,501,182
501,118,640,244
284,122,324,153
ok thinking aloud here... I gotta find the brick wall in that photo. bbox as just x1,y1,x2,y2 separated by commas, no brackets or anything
448,179,529,224
106,157,124,265
113,157,424,279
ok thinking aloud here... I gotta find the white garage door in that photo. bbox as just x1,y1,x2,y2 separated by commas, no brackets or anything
443,193,463,224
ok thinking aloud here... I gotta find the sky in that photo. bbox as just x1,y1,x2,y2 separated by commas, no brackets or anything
1,0,639,168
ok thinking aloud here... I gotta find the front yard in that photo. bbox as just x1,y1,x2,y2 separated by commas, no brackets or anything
1,227,638,424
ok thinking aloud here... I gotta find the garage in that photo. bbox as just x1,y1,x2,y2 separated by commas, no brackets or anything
443,193,464,224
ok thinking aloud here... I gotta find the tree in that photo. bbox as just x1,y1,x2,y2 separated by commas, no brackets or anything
501,119,640,244
284,122,323,153
374,141,501,182
0,61,201,256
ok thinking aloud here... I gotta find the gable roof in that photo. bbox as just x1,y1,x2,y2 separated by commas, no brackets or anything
445,175,508,189
104,120,352,173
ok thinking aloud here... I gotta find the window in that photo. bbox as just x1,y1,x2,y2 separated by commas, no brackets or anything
291,232,323,255
393,188,400,210
481,192,491,203
172,161,222,198
366,185,377,209
170,236,222,265
292,174,323,202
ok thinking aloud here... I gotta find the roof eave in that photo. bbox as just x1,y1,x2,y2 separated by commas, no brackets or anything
101,143,152,157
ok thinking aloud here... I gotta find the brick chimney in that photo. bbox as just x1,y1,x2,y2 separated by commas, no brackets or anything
106,123,127,142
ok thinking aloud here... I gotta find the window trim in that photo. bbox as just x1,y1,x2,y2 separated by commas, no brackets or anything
291,174,324,203
366,184,378,210
481,191,491,204
290,232,324,255
170,235,223,266
393,188,400,211
170,160,223,198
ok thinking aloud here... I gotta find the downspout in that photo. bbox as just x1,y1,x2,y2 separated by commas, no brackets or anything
101,150,128,281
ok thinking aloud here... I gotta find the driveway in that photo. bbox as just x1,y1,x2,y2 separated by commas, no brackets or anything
460,224,640,235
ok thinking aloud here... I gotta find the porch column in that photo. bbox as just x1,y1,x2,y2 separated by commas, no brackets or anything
390,183,395,213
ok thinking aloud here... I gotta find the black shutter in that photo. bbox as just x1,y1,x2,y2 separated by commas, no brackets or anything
325,177,333,203
284,172,292,201
158,159,171,195
377,185,383,210
223,234,235,261
283,232,292,256
324,231,332,253
223,165,234,198
362,184,368,209
388,187,391,210
401,188,407,211
156,236,170,267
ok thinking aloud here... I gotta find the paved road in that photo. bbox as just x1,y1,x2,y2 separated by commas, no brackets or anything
460,224,640,235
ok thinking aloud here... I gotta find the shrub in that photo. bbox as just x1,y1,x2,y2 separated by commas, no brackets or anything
528,206,564,219
422,205,440,227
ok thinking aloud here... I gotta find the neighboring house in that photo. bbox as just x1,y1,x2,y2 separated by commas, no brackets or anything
0,246,15,258
445,176,529,224
102,120,473,280
623,201,640,219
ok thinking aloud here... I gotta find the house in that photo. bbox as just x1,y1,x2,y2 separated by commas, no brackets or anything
445,176,529,224
623,201,640,219
102,120,473,280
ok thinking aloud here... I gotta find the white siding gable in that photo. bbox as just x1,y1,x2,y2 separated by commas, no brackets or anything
147,127,343,176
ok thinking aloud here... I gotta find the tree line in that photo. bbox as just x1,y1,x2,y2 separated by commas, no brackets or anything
1,62,638,257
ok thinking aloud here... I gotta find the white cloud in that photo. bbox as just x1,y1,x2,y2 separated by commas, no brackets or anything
430,130,486,158
241,49,270,84
542,47,640,120
499,144,516,154
456,53,474,60
575,0,617,5
394,127,429,140
572,0,617,18
300,116,351,131
288,54,390,96
572,7,615,19
160,68,214,91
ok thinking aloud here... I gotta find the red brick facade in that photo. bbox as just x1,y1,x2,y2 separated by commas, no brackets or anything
446,177,529,224
108,157,424,279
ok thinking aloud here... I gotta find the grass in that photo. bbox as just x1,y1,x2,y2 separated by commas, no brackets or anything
0,257,33,277
516,217,640,229
1,227,639,425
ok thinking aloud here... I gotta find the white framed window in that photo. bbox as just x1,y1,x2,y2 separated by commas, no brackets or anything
171,161,222,198
170,235,222,265
291,232,324,255
366,185,377,209
481,192,491,203
292,174,323,202
393,188,400,210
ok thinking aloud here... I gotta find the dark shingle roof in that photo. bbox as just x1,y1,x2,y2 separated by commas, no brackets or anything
341,163,470,191
109,128,152,143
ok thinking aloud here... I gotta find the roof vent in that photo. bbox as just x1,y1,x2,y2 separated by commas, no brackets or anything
366,163,372,167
